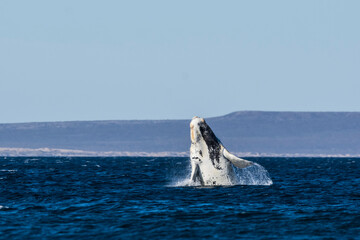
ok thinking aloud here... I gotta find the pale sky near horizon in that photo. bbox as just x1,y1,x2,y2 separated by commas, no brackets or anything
0,1,359,123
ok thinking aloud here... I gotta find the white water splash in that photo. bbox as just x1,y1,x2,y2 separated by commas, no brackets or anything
168,162,194,187
234,163,273,186
169,178,201,187
169,161,272,187
0,169,17,173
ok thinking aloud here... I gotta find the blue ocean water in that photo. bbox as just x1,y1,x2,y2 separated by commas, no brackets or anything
0,157,359,239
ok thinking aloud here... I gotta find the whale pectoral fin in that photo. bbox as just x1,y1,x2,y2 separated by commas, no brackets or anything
190,164,204,185
223,148,253,169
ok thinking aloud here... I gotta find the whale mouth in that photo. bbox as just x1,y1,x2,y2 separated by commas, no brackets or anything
191,164,204,185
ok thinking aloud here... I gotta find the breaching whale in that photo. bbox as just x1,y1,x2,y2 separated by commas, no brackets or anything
190,116,253,186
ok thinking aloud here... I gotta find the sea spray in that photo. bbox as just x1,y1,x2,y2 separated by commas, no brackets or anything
169,158,273,187
234,163,273,186
167,158,195,187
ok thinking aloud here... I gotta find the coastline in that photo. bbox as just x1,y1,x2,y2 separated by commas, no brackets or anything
1,147,359,158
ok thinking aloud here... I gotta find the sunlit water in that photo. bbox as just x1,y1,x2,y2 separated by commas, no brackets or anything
0,157,359,239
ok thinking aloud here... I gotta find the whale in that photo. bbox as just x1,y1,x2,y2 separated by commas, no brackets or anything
190,116,253,186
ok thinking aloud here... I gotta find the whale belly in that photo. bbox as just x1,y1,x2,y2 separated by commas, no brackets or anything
191,160,236,186
202,164,236,185
190,144,237,186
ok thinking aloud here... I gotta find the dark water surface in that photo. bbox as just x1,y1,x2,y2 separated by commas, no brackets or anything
0,157,359,239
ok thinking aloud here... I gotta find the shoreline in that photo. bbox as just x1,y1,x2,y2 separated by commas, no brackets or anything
1,147,360,158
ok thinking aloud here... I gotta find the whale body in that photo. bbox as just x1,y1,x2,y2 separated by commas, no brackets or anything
190,116,253,186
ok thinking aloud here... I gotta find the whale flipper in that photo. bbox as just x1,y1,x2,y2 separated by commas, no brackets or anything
223,148,253,169
190,164,204,185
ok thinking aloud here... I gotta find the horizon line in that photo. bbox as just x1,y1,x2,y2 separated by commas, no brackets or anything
1,110,360,125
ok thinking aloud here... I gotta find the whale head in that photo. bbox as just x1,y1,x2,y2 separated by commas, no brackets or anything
190,116,203,144
190,116,222,169
190,116,220,144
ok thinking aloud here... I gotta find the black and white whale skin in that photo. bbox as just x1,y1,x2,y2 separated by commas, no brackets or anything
190,116,253,186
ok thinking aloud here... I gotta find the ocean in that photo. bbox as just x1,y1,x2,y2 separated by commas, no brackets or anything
0,157,359,239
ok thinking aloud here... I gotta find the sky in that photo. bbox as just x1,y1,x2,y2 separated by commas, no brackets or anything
0,1,359,123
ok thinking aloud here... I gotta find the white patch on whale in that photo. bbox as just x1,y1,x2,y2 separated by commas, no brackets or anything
188,116,272,186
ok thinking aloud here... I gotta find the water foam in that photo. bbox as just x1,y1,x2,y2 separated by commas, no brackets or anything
169,178,201,187
167,162,195,187
234,163,273,186
170,161,273,187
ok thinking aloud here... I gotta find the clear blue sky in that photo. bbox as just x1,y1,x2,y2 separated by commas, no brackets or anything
0,1,359,123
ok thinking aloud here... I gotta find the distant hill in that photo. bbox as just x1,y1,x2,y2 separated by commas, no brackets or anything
1,111,360,156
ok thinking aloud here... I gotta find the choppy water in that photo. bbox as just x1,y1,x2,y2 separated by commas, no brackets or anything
0,157,359,239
